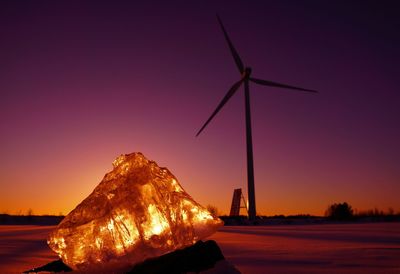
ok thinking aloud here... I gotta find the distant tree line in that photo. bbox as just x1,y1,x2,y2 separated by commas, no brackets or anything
209,202,400,225
325,202,400,221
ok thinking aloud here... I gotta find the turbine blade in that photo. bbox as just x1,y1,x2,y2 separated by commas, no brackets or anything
196,79,244,137
217,14,244,74
250,77,317,93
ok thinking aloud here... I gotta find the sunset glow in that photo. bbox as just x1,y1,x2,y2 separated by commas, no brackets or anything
0,2,399,217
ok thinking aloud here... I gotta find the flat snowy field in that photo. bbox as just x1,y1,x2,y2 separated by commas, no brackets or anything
1,223,399,274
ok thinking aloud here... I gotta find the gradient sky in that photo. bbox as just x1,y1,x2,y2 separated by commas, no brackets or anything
1,1,399,216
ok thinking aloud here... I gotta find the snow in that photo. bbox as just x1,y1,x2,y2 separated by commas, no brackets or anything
0,225,59,274
209,223,400,273
1,223,400,273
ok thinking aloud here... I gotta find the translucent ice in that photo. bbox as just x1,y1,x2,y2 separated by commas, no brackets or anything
47,152,223,270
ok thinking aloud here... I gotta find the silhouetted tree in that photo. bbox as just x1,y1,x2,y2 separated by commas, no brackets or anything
325,202,353,220
26,208,34,222
206,205,220,218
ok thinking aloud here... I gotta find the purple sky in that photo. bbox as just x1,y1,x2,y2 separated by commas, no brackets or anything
1,1,399,215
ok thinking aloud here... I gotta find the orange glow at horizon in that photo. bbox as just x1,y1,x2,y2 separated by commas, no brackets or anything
1,149,399,217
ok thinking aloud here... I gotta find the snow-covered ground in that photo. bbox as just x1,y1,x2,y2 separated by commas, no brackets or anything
0,225,59,273
209,223,400,274
1,223,399,274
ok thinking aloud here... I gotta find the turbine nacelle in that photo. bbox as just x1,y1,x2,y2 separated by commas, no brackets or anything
242,67,252,79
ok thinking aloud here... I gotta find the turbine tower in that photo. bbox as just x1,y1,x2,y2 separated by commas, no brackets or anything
196,15,317,221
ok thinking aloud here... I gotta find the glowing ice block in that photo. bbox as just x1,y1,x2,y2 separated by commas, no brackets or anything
47,152,223,270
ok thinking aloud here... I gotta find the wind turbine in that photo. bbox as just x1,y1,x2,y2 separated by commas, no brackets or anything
196,15,317,221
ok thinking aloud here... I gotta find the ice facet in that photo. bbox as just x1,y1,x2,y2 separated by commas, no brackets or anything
47,152,223,270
